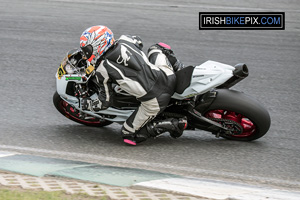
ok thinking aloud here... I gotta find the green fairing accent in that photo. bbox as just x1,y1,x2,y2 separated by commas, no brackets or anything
66,77,81,81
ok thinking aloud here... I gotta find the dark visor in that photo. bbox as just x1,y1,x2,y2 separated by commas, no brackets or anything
81,44,93,59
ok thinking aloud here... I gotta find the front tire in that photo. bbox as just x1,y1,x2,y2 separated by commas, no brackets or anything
200,89,271,141
53,92,112,127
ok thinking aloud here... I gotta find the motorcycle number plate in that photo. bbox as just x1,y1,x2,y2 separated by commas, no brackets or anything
57,65,66,79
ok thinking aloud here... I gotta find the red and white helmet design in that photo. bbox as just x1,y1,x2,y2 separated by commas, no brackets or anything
80,25,114,64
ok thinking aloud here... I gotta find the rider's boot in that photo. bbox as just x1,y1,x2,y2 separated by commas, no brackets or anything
122,127,149,146
149,118,188,138
122,118,187,145
148,43,185,72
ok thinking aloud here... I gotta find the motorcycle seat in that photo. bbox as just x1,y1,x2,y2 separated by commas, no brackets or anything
175,65,195,94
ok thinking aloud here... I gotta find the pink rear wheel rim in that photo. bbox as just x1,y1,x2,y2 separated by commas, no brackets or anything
205,110,256,137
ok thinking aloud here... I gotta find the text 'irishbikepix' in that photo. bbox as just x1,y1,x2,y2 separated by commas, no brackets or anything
199,12,285,30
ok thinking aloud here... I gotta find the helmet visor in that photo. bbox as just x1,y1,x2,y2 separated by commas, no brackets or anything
81,44,93,60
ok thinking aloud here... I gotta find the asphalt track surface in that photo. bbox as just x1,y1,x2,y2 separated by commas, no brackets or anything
0,0,300,191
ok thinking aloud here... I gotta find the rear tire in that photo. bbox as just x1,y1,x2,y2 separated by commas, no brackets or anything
201,89,271,141
53,92,112,127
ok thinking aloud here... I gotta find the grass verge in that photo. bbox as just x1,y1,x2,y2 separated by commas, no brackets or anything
0,186,110,200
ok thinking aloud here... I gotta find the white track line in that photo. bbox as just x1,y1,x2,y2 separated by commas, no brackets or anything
0,151,18,158
135,178,300,200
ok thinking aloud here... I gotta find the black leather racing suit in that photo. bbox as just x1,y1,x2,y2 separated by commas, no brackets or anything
94,35,176,139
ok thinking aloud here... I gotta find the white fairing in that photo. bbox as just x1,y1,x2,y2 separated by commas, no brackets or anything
56,73,80,103
172,60,235,100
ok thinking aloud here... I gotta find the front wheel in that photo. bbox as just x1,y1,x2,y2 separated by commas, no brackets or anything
200,89,271,141
53,92,112,127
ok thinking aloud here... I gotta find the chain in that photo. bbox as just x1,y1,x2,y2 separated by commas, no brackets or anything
208,118,244,136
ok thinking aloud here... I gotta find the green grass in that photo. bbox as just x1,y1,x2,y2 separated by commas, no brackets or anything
0,187,110,200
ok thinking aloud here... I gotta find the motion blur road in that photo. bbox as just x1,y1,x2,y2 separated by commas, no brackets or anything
1,0,299,190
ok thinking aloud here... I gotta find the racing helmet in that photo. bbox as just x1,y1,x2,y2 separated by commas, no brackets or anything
80,25,114,64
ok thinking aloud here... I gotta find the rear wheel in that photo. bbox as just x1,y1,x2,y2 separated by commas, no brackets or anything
201,89,271,141
53,92,112,127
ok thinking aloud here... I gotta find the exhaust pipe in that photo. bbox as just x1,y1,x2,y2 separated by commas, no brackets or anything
233,63,249,78
217,63,249,89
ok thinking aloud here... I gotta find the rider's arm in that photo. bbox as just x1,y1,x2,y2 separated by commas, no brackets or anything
94,61,113,110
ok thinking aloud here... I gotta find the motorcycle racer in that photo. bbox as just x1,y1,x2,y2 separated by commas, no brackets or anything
79,25,187,145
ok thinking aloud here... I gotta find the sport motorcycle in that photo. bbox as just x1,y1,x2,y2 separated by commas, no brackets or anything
53,49,271,141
